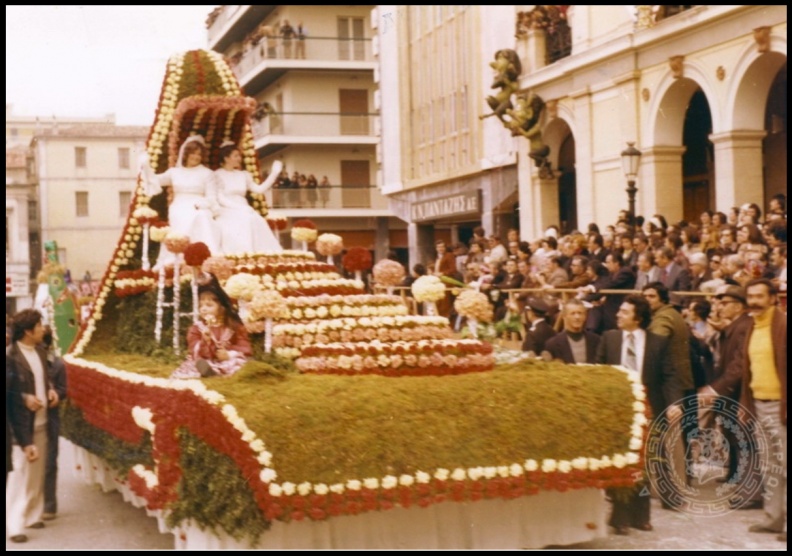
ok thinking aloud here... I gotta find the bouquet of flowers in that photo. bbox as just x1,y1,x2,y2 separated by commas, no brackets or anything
454,290,493,322
341,247,372,282
249,289,289,321
183,242,212,267
266,214,288,231
202,256,236,281
163,232,190,254
372,259,406,287
149,223,170,243
223,272,260,301
411,275,446,303
291,219,318,244
132,206,159,225
315,234,344,257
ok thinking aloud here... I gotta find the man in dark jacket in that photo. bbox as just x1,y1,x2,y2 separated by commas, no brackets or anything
6,309,58,543
521,297,556,354
41,326,67,521
6,368,37,486
596,295,679,535
697,285,761,509
543,298,600,364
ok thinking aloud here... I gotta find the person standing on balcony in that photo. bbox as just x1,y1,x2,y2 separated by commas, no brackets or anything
297,174,309,207
319,175,331,208
280,19,296,59
295,22,307,59
306,174,318,208
214,142,283,254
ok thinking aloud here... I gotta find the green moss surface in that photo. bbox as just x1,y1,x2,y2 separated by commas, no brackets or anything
206,360,633,485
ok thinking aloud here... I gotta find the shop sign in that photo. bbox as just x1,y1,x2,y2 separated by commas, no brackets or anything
410,191,480,222
6,274,30,297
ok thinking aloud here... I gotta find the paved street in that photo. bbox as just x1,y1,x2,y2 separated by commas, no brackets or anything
6,439,786,550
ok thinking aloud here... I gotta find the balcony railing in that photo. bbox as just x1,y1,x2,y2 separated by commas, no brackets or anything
231,36,373,78
270,185,387,210
252,113,376,138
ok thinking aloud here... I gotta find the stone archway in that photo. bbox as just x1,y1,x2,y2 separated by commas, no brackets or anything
645,75,714,223
718,47,787,212
542,117,576,234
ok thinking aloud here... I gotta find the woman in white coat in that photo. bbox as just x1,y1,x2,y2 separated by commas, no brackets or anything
214,142,283,255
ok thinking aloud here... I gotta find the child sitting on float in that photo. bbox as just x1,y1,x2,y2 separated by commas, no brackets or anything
172,274,251,379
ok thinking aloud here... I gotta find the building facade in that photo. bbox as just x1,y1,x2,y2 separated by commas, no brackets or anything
375,5,521,266
32,124,147,281
515,5,786,238
6,105,121,313
375,5,786,260
208,5,403,262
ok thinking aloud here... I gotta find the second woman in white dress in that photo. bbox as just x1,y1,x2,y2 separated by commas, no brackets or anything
214,143,283,255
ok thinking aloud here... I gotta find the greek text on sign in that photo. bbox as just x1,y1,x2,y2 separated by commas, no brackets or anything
411,191,480,222
6,274,30,297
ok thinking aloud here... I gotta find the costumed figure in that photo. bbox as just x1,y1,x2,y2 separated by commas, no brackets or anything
214,142,284,255
480,49,522,122
172,274,251,379
504,92,550,168
141,135,221,269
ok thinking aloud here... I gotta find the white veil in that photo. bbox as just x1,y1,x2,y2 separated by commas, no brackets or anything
177,135,206,168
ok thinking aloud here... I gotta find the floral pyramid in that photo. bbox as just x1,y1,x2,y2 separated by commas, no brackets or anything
62,50,646,544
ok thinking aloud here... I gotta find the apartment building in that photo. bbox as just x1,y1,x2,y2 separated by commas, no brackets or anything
208,5,403,261
31,123,148,281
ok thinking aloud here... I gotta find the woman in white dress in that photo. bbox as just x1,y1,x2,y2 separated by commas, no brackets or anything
142,136,221,269
214,143,283,255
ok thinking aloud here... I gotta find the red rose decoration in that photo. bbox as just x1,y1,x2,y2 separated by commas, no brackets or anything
342,247,373,272
183,242,212,267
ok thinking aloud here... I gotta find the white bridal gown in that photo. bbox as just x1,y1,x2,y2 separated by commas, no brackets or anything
214,168,282,255
148,165,221,269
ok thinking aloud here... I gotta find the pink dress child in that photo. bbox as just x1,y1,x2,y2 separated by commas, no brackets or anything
171,277,252,379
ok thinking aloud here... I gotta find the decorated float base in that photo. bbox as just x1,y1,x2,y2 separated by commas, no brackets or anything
70,442,606,550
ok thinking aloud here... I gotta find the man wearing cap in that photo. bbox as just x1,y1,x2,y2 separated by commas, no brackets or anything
698,285,761,509
543,299,600,364
521,297,556,354
737,279,786,542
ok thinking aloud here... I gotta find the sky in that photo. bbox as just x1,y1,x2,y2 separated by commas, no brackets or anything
6,6,215,126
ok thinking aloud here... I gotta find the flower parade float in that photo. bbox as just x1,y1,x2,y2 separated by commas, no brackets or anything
61,50,646,549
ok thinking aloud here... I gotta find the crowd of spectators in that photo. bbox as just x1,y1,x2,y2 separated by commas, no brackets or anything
409,195,786,540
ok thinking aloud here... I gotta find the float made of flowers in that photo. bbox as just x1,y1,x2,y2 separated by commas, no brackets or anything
61,49,646,549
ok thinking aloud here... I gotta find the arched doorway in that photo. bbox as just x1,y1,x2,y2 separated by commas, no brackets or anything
682,89,714,223
763,62,786,206
543,118,576,234
557,133,577,234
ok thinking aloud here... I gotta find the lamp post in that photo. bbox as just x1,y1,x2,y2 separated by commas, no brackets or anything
620,142,642,221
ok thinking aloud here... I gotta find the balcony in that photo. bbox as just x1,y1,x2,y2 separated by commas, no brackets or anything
251,113,378,157
207,6,277,51
269,185,390,214
232,36,375,94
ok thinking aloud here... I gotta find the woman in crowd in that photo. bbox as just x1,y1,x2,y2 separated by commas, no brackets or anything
214,142,283,255
736,223,768,263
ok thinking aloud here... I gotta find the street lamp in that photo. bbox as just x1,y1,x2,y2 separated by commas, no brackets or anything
620,141,642,221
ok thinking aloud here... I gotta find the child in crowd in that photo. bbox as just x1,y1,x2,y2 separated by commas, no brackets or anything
172,275,251,379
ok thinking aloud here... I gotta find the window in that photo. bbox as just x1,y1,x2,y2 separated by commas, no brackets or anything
75,191,89,217
75,147,87,168
118,147,130,169
119,191,132,217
